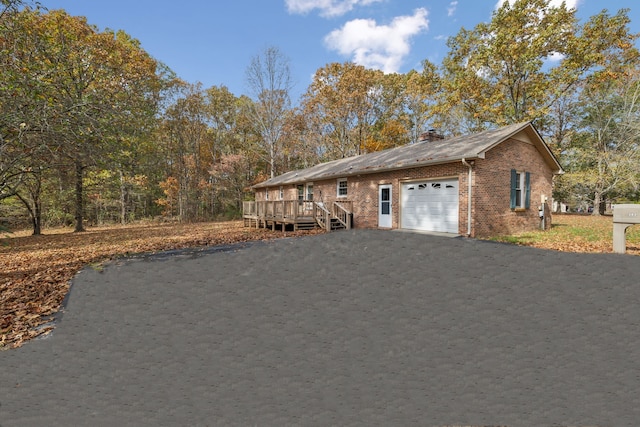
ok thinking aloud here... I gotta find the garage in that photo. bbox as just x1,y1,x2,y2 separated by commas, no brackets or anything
401,179,459,233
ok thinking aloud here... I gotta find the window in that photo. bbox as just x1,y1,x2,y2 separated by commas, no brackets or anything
297,184,304,201
306,183,314,201
265,188,269,201
279,186,284,200
510,169,530,209
337,179,348,197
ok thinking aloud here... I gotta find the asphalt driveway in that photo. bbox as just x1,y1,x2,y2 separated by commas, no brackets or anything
1,230,639,426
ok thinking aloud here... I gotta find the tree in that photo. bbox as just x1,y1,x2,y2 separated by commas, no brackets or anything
439,0,638,131
403,62,441,142
209,153,253,217
558,68,640,214
158,82,213,220
279,107,323,171
245,46,293,178
0,0,37,18
205,85,238,163
14,9,163,232
1,5,56,232
302,62,384,160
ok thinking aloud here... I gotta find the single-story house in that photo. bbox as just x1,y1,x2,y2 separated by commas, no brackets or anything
244,121,563,237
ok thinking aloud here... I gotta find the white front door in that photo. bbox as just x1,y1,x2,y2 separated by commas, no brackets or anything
378,184,392,228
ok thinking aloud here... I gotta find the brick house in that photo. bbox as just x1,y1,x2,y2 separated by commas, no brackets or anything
245,121,563,237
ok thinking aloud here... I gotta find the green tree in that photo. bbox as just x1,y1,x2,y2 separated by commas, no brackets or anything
2,9,163,232
439,0,638,131
558,68,640,214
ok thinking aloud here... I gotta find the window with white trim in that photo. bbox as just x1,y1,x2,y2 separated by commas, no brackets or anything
306,183,314,201
337,179,348,197
297,184,304,201
279,186,284,200
510,169,530,209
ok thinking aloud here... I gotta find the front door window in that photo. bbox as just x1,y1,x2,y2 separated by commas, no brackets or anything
378,184,392,228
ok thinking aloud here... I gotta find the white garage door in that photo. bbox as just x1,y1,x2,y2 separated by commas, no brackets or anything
401,179,459,233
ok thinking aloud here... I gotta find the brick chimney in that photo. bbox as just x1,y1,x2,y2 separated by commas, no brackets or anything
418,129,444,142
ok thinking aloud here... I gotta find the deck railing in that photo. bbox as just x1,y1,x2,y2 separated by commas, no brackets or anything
314,202,331,231
332,201,353,230
243,199,352,231
244,200,315,220
243,201,256,217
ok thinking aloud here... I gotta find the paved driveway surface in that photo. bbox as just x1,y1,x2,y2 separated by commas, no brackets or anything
1,230,639,426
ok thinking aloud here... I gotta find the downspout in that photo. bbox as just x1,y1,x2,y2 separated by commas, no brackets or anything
461,158,473,237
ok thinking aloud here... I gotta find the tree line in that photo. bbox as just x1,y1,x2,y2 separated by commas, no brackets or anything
2,0,640,235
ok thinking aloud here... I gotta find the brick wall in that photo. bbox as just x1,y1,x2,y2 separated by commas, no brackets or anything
473,137,553,237
310,163,469,231
255,136,554,237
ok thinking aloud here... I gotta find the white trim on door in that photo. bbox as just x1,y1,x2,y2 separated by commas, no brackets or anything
378,184,392,228
400,178,459,233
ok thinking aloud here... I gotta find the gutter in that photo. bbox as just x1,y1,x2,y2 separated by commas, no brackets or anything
461,158,473,237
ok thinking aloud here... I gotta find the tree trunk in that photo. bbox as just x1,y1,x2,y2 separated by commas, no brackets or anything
74,160,85,232
592,190,602,216
269,139,275,179
15,191,42,236
120,169,127,225
32,193,42,235
14,170,43,236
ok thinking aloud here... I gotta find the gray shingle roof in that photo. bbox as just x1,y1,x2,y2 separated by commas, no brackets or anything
253,121,562,188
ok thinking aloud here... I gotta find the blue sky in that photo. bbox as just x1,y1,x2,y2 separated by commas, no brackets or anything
43,0,640,102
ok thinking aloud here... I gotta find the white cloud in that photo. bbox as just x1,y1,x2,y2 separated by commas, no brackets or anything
285,0,384,17
495,0,580,10
545,51,565,62
447,1,458,17
324,8,429,73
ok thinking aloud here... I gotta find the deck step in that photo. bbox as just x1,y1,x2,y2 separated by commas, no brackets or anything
330,218,346,231
296,220,318,230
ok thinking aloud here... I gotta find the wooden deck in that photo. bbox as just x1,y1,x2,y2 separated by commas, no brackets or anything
243,200,352,232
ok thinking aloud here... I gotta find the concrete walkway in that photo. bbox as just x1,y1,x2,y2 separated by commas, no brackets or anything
1,230,639,426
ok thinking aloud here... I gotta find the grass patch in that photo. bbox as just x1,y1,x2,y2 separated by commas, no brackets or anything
488,213,640,255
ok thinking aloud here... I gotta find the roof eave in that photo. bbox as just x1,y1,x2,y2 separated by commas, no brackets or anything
478,122,563,174
252,155,483,188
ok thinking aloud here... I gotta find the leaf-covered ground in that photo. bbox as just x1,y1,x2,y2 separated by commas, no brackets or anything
2,214,637,350
488,213,640,255
1,220,321,349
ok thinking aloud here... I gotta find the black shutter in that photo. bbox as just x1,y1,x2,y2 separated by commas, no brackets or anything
510,169,517,209
524,172,531,209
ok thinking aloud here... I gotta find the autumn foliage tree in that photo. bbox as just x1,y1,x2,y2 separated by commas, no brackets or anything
439,0,638,132
1,8,164,233
3,0,640,231
302,62,386,159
